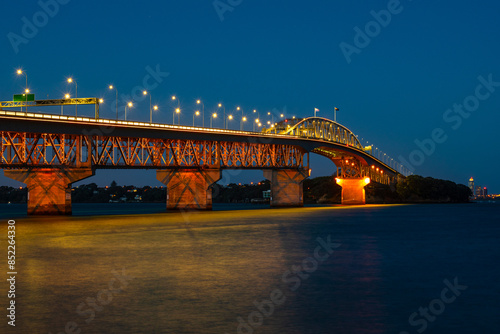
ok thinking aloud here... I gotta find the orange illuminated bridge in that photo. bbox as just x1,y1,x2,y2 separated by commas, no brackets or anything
0,101,406,215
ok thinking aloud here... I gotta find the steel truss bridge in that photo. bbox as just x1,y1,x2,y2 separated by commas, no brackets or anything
0,105,406,214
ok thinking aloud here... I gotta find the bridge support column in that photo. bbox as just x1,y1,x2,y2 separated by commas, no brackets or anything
335,177,370,205
4,168,94,215
264,169,309,207
156,169,221,211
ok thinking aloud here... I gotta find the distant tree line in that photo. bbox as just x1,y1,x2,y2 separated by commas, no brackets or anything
0,186,27,203
396,175,472,203
70,181,166,203
0,175,473,204
213,180,271,203
303,174,472,204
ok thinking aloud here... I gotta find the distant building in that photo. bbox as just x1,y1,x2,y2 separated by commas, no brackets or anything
263,190,271,199
468,177,474,194
483,187,488,197
475,186,484,197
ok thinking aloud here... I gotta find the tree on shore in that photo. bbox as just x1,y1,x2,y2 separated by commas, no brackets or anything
396,175,471,203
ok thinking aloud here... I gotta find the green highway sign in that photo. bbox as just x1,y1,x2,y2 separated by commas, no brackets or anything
13,94,35,102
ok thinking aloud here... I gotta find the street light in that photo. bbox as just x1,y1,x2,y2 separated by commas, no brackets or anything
193,110,200,126
218,103,226,128
62,94,70,115
267,111,274,125
16,69,28,112
196,99,204,127
227,114,233,129
254,118,260,132
210,112,217,128
240,116,247,130
125,102,133,121
174,108,181,125
143,90,152,123
172,96,180,124
67,77,78,116
149,105,159,123
109,85,118,119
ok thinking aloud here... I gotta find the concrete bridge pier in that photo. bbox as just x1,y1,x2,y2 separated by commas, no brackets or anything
156,169,221,211
335,177,371,205
264,169,309,207
4,168,94,215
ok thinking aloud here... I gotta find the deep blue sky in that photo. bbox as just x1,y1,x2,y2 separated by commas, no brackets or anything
1,0,499,192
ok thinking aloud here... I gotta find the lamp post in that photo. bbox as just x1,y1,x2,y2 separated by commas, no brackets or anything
210,113,217,128
98,98,104,119
235,106,243,129
125,102,133,121
173,108,181,125
193,110,200,126
143,90,152,123
109,85,118,119
267,111,274,126
62,93,70,115
227,114,233,129
196,100,204,127
240,116,247,130
254,118,260,132
218,103,225,128
152,105,158,123
16,69,28,113
172,95,181,124
67,78,77,116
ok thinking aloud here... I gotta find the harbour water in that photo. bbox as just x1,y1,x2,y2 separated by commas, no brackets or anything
0,203,499,333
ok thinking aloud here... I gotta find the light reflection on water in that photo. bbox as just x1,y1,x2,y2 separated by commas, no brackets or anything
1,203,499,333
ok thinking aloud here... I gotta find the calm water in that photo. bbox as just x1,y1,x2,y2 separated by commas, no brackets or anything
0,203,498,333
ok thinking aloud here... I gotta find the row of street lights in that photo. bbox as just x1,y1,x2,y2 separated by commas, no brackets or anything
17,69,80,115
102,89,279,130
13,68,410,175
14,69,284,130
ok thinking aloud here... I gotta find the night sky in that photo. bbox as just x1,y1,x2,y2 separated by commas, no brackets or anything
1,0,499,192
